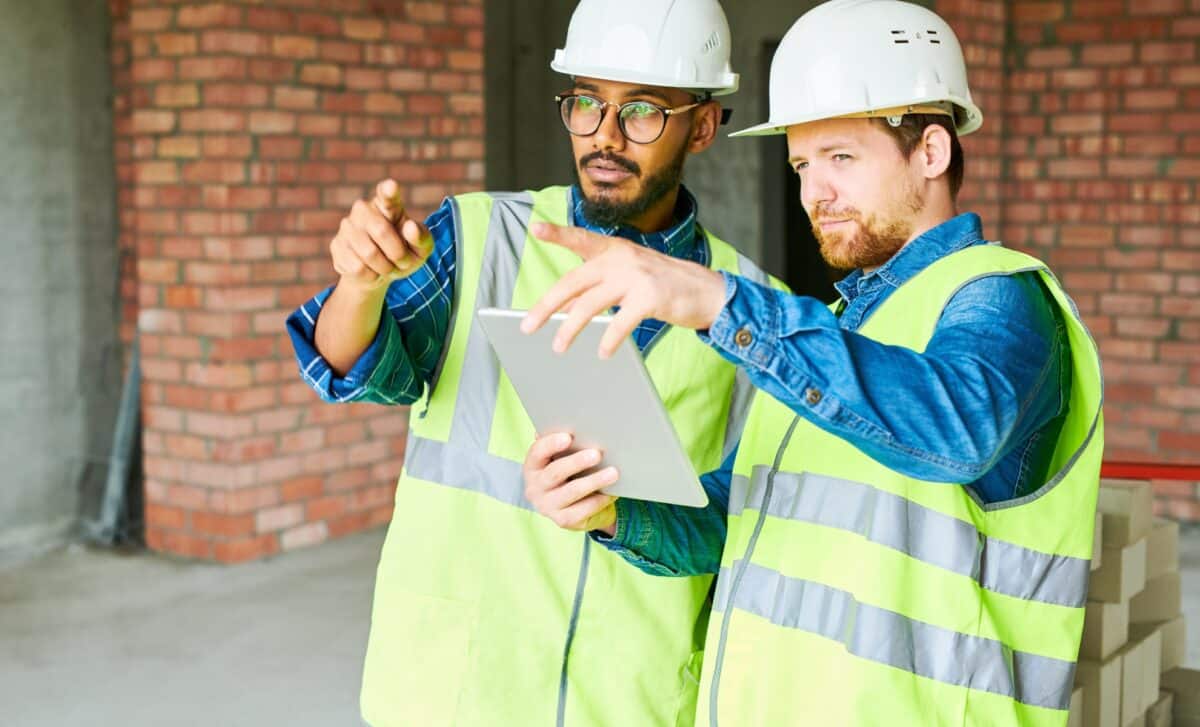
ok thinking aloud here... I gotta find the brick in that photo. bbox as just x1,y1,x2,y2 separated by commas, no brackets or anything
179,56,247,80
153,33,198,56
244,8,294,33
131,7,173,32
447,50,483,72
200,30,269,56
281,477,324,502
203,83,270,108
248,59,296,83
1126,89,1180,110
249,111,297,134
1025,47,1073,68
1142,42,1196,63
272,35,317,59
319,40,362,64
1056,21,1106,42
306,496,347,522
1082,43,1136,65
214,534,279,564
299,63,341,86
281,521,329,551
180,109,245,133
177,3,242,28
297,13,341,36
133,59,176,83
192,512,256,538
158,136,201,158
133,110,177,134
256,504,304,533
1131,0,1187,14
146,504,187,530
1115,317,1172,339
273,87,317,110
328,511,371,539
342,17,385,40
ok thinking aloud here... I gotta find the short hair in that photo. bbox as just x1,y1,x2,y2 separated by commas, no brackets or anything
872,114,964,199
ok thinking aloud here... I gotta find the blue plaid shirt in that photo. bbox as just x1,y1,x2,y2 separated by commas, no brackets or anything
286,186,709,405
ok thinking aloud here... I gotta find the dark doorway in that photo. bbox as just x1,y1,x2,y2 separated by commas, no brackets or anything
759,42,841,304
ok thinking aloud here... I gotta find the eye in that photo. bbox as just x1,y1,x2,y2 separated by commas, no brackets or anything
575,96,600,112
622,102,659,120
832,153,853,162
793,161,809,172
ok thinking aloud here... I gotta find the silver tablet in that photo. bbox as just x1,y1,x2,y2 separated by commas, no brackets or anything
477,308,709,508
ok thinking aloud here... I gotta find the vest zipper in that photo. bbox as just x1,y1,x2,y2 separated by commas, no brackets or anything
557,535,591,727
707,415,802,727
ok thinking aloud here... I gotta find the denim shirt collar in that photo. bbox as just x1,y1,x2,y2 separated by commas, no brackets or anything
834,212,985,306
569,184,700,260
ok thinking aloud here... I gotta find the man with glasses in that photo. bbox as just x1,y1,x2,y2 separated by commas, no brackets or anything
285,1,779,724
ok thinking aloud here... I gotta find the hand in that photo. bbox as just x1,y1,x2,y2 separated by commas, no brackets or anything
330,179,434,295
520,223,727,358
523,432,619,535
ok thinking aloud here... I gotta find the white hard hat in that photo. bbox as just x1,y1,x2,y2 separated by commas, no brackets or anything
552,0,739,96
732,0,983,137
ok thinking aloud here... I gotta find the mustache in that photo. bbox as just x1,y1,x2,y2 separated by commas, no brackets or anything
579,151,641,176
810,204,859,223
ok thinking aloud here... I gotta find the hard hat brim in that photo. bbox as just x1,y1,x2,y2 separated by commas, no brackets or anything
552,60,739,97
729,101,984,139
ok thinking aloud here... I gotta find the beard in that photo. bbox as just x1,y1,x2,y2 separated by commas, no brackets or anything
573,144,688,229
810,178,925,270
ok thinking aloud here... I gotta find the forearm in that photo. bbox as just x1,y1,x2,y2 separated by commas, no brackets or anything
313,280,390,377
702,273,1059,483
592,457,733,577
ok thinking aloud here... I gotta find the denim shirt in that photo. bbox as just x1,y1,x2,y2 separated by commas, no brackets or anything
599,213,1071,577
285,185,708,404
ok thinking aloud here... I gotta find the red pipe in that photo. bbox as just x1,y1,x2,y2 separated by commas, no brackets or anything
1101,461,1200,481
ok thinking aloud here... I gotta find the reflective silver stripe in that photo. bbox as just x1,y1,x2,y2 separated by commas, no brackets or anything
448,192,534,449
713,560,1076,711
558,537,591,727
709,416,802,727
733,252,771,288
408,192,537,513
404,435,532,511
728,468,1090,608
722,369,754,462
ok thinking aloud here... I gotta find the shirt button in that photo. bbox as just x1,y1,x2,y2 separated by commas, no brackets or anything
805,388,823,406
734,328,753,347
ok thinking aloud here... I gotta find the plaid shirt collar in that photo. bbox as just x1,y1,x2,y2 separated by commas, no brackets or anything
568,184,704,264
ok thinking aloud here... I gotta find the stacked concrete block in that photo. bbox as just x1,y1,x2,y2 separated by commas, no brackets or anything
1071,480,1192,726
1075,484,1185,727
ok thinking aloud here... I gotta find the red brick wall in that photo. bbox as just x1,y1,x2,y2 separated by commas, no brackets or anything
938,0,1200,520
116,0,484,562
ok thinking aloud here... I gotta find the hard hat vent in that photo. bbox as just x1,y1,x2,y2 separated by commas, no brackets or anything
891,29,943,45
701,31,721,55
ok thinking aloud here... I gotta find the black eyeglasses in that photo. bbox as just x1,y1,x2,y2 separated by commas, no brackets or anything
555,93,703,145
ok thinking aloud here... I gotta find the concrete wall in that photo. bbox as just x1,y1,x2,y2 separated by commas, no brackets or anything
0,0,121,558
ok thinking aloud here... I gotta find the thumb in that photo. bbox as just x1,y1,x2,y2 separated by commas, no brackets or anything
373,179,404,224
530,222,611,261
401,217,433,258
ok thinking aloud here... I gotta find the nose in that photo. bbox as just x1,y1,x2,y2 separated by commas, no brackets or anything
801,168,836,213
591,103,627,154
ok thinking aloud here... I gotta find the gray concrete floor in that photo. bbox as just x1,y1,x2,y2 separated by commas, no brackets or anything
2,527,1199,727
1,528,382,727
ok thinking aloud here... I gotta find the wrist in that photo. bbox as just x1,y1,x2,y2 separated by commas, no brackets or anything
697,268,730,330
335,276,390,305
